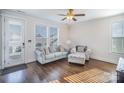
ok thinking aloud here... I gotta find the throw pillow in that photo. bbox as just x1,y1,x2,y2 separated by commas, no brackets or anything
36,48,45,55
60,46,65,52
76,45,87,52
49,46,57,53
44,47,50,55
56,46,61,52
70,47,76,53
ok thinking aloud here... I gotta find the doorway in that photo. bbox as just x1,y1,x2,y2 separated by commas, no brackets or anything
4,17,25,67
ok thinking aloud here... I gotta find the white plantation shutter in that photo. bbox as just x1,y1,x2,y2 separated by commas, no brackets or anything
112,21,124,53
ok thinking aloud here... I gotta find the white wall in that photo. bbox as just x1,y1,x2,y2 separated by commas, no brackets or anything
0,15,2,69
24,17,69,63
1,10,122,67
69,14,124,64
1,10,69,66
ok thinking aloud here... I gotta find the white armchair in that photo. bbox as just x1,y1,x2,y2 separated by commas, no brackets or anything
68,45,92,65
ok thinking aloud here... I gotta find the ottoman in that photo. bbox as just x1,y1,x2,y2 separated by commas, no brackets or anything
68,52,86,65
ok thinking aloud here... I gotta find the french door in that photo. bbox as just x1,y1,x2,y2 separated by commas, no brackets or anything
4,17,25,67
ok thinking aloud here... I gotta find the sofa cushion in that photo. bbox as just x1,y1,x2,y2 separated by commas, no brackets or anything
45,53,55,59
54,52,63,57
62,52,68,56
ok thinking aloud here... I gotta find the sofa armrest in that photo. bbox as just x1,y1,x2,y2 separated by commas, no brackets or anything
86,49,92,55
35,49,45,62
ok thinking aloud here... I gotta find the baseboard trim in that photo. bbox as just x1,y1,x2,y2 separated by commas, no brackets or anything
26,60,36,64
90,57,117,65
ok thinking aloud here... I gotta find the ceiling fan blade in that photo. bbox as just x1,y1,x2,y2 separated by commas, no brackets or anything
58,14,66,16
61,17,67,21
72,18,77,21
74,14,85,16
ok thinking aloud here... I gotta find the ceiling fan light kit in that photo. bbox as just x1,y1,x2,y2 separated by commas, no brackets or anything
67,16,73,20
58,9,85,21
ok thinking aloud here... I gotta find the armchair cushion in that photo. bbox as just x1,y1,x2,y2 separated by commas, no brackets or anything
68,52,86,64
68,52,86,58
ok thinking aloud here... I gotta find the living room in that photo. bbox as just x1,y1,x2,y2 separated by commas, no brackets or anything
0,9,124,83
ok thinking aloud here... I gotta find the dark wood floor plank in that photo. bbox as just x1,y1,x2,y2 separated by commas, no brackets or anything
0,58,117,83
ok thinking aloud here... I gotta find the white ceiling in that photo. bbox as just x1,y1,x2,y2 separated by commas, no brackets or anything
12,9,124,24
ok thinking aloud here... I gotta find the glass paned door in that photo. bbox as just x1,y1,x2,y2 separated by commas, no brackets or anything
4,17,25,67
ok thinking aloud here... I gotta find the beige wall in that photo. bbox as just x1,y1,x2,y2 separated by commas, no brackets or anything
69,14,124,64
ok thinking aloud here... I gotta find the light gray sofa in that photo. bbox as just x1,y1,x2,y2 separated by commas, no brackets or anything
35,46,68,64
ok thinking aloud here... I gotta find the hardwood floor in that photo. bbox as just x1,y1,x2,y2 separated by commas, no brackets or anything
0,58,117,83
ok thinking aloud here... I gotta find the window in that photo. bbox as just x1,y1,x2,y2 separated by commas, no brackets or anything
112,21,124,53
35,25,47,48
35,25,59,48
49,27,59,47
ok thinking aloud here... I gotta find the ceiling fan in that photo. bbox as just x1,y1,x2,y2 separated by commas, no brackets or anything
58,9,85,21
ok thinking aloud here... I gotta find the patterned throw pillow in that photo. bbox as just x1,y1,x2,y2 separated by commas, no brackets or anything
60,46,65,52
70,47,76,53
49,46,57,53
76,45,87,52
44,47,50,55
36,48,45,55
56,46,61,52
